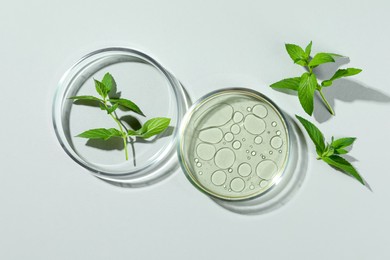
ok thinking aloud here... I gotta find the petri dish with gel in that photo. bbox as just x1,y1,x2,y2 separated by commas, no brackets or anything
178,88,290,200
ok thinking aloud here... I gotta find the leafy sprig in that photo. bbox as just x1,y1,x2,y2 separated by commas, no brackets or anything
270,41,362,116
295,115,365,185
70,73,170,161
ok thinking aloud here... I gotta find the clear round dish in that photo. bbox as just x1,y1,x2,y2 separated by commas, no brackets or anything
52,47,189,185
178,88,291,201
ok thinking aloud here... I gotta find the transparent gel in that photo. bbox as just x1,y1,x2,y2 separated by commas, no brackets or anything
179,89,289,200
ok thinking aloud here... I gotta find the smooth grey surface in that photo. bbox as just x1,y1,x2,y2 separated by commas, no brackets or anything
1,0,389,259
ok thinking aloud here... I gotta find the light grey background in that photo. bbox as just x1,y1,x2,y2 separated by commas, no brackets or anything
1,0,390,259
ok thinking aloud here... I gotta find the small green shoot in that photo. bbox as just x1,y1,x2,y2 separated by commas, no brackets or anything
270,42,362,116
70,73,171,161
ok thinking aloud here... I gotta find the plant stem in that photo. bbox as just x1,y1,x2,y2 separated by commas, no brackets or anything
318,89,335,115
123,137,129,160
129,138,136,167
110,114,128,160
104,101,129,160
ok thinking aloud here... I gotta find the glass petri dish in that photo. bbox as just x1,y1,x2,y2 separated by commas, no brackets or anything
52,47,189,185
178,88,290,201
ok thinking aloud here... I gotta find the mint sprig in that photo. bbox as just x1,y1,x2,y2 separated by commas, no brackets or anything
70,73,171,161
270,41,362,116
295,115,364,185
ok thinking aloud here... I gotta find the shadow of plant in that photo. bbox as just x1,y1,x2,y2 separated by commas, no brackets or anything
313,79,390,123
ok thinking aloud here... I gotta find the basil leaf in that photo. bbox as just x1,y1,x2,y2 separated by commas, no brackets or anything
298,73,317,115
94,79,109,99
101,72,114,94
99,103,106,111
109,98,144,116
335,148,348,155
322,155,364,185
295,115,326,154
308,53,335,67
106,103,119,114
331,137,356,149
270,77,300,91
69,95,103,103
321,68,362,87
128,117,170,139
285,43,307,66
305,41,312,56
77,128,122,140
127,129,138,136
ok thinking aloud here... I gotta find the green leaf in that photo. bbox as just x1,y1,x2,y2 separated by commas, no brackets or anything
321,145,335,157
298,73,317,115
128,117,170,139
106,103,119,114
270,77,300,91
99,103,106,111
101,73,114,94
322,155,365,185
77,128,123,140
331,137,356,149
109,98,144,116
305,41,312,56
308,53,335,67
321,68,362,87
295,115,326,154
127,129,138,136
285,43,307,66
335,148,348,155
69,95,102,102
94,79,109,99
293,58,307,65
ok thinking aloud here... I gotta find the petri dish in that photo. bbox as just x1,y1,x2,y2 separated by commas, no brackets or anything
52,47,189,185
178,88,290,201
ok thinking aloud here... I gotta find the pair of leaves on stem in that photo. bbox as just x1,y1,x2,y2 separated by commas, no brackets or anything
75,117,171,141
270,42,362,115
70,73,170,158
296,115,364,185
70,72,143,117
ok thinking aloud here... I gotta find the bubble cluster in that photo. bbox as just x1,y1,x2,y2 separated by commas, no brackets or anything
186,93,288,199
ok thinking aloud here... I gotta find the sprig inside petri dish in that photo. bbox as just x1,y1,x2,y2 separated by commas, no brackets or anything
70,73,171,162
